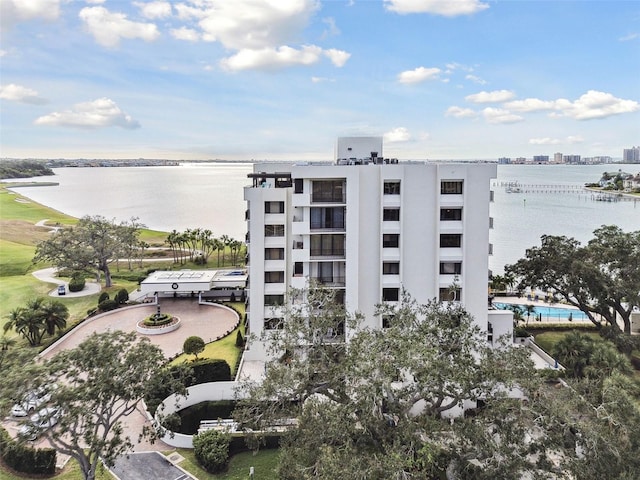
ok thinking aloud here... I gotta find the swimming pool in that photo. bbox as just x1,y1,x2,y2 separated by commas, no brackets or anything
493,302,588,321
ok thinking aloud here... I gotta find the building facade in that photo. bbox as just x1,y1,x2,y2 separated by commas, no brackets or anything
243,138,505,361
623,146,640,163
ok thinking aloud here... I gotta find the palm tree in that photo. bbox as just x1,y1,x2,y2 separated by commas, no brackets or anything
40,299,69,335
553,331,592,378
4,302,46,346
523,304,536,326
220,235,231,266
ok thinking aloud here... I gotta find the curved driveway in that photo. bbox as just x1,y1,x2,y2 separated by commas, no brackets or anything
32,267,102,298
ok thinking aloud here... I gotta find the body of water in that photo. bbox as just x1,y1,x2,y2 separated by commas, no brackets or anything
4,162,639,273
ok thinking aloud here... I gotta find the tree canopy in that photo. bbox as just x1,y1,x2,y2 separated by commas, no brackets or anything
14,331,187,480
3,298,68,346
505,225,640,334
34,215,145,287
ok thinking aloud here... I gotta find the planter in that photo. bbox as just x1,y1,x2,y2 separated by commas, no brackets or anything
136,316,181,335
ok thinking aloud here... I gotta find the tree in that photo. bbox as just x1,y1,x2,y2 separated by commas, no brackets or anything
3,298,68,346
20,331,186,480
235,286,552,479
505,226,640,334
193,429,231,473
183,335,205,360
523,303,535,326
34,215,145,288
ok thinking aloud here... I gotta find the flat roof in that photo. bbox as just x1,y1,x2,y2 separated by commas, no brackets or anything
142,270,217,284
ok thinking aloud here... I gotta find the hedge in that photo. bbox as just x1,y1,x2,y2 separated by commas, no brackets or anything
0,426,56,475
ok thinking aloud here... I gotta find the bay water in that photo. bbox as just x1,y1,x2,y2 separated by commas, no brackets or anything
5,162,639,273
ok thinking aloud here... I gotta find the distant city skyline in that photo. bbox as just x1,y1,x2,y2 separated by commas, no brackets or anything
1,0,639,161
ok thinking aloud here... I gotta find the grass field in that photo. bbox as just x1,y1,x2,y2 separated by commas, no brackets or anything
534,330,602,355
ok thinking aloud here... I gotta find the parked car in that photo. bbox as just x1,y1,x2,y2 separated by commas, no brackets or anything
57,285,66,295
18,407,61,441
11,384,57,417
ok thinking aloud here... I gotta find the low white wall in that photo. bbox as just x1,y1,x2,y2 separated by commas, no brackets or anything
157,381,247,448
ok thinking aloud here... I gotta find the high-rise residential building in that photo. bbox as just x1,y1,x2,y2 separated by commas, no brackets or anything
533,155,549,163
554,152,563,163
623,146,640,163
243,137,510,362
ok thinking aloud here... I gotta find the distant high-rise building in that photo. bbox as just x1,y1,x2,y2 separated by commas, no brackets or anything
533,155,549,163
554,152,563,163
563,154,581,164
623,146,640,163
498,157,511,164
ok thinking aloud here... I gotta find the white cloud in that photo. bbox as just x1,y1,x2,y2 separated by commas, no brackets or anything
311,77,334,83
321,16,340,38
465,74,486,85
0,83,47,104
503,98,555,112
397,66,441,84
445,106,477,118
384,0,489,16
0,50,6,57
619,33,638,42
553,90,640,120
220,45,325,71
1,0,60,28
34,98,140,129
465,89,515,103
171,26,200,42
79,6,160,47
198,0,319,50
134,1,172,20
384,127,411,142
529,135,584,145
324,48,350,67
482,107,523,124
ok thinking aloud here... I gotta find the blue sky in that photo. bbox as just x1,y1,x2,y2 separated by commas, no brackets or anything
1,0,639,160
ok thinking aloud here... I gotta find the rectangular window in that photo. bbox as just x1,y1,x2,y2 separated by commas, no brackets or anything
265,201,284,214
294,178,303,194
265,225,285,237
265,248,284,260
294,262,303,276
439,288,462,302
265,271,284,283
383,181,401,195
312,180,345,203
382,314,396,329
310,207,345,230
440,208,462,221
264,294,284,306
439,262,462,274
440,234,461,248
383,234,400,248
383,208,400,221
382,288,399,302
310,234,345,256
383,262,400,274
441,181,463,194
264,318,283,330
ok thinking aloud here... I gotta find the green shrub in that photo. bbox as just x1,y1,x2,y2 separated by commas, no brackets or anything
68,273,86,292
98,291,110,304
184,336,205,359
0,427,56,475
143,313,173,326
174,400,237,435
98,299,118,311
193,429,231,474
116,288,129,304
192,358,231,384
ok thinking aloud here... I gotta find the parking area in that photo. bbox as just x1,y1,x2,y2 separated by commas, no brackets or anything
110,452,195,480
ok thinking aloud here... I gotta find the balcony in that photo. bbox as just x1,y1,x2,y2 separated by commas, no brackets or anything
310,249,345,259
311,276,346,287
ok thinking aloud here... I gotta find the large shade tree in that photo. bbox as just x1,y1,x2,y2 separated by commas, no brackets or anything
505,225,640,334
34,215,145,288
13,331,187,480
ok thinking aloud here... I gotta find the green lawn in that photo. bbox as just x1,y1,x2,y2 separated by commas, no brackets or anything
534,330,608,356
174,448,279,480
0,188,75,225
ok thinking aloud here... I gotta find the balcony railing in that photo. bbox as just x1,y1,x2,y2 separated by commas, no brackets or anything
310,249,345,257
311,276,346,287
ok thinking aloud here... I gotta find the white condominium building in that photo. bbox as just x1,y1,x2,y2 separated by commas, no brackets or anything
243,137,505,361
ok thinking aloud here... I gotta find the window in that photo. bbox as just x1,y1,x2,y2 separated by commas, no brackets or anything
265,201,284,214
265,248,284,260
440,234,461,248
383,208,400,221
439,262,462,274
294,178,303,194
264,318,283,330
440,208,462,221
382,288,399,302
310,207,345,230
441,181,463,194
310,234,345,256
383,234,400,248
312,180,345,203
294,262,303,276
383,181,401,195
383,262,400,274
265,271,284,283
264,294,284,306
439,288,462,302
382,314,396,328
265,225,284,237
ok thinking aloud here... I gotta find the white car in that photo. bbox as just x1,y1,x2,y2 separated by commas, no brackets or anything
18,407,61,441
11,385,56,417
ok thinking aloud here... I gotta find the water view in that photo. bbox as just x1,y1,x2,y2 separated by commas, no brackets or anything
6,162,639,273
